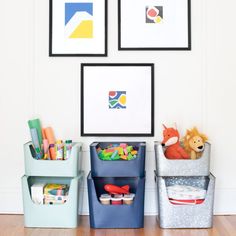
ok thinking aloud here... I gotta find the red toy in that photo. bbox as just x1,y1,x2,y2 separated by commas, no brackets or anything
104,184,130,195
169,198,204,205
161,124,190,159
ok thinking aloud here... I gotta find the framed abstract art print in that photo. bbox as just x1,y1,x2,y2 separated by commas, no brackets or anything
81,63,154,136
118,0,191,50
49,0,107,56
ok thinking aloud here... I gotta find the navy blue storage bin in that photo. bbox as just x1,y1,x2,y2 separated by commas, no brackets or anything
87,171,145,228
90,142,146,177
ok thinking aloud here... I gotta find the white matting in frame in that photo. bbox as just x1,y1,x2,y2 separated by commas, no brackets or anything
49,0,107,56
118,0,191,50
81,64,154,136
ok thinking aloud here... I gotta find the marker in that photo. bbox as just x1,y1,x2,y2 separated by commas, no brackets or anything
49,144,56,160
43,139,50,160
29,144,36,158
30,128,42,159
64,140,72,160
56,140,64,160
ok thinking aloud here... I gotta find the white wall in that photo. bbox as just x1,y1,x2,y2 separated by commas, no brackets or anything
0,0,236,214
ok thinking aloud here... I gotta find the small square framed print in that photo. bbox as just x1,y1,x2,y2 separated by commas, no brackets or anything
49,0,107,56
81,63,154,136
118,0,191,50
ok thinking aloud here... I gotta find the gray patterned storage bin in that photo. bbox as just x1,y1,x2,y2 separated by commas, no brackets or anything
154,141,211,176
155,172,215,228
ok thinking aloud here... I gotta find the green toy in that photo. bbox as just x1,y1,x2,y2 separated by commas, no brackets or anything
97,143,139,161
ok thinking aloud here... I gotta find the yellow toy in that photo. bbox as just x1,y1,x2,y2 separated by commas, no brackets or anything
183,127,208,160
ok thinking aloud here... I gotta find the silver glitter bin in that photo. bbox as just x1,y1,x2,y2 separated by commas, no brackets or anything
154,141,211,176
155,172,215,228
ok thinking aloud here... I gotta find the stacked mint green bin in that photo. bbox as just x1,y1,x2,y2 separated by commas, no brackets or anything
21,142,84,228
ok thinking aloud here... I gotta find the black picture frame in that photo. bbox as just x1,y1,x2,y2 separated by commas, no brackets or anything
49,0,108,57
118,0,191,50
81,63,155,137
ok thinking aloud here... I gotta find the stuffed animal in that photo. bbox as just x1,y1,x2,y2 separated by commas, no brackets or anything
183,127,208,160
162,124,190,159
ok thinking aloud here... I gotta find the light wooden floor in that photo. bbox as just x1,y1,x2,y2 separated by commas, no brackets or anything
0,215,235,236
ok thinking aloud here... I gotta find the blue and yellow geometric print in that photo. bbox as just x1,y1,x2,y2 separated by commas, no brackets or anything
65,3,93,38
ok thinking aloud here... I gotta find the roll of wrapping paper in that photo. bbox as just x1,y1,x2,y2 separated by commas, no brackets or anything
44,127,55,145
42,128,46,139
28,119,43,146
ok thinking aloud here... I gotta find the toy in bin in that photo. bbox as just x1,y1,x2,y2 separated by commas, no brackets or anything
44,194,68,205
167,184,206,205
99,194,111,205
44,183,69,195
100,184,135,205
104,184,130,194
161,124,190,159
183,127,208,160
97,143,139,161
44,184,69,205
111,194,123,205
31,183,45,205
30,183,69,205
123,194,135,205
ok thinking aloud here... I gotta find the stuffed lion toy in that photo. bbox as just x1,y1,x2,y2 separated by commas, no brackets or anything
183,127,208,160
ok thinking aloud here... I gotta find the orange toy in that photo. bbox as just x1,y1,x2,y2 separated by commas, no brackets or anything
161,124,190,159
183,127,208,160
104,184,130,195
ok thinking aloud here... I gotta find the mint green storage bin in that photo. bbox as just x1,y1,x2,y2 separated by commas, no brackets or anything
22,172,84,228
24,142,82,177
